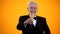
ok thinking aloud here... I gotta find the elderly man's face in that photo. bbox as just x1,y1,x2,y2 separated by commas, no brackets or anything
27,2,38,14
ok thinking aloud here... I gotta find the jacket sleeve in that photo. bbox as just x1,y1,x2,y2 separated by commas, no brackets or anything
16,16,26,30
43,18,51,34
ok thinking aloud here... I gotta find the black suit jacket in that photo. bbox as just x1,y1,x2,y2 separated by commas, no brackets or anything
17,15,50,34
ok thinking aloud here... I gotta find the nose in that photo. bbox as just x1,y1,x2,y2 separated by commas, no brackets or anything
32,8,35,10
31,7,36,9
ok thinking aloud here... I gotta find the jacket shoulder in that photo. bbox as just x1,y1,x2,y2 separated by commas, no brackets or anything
20,15,28,17
19,15,29,19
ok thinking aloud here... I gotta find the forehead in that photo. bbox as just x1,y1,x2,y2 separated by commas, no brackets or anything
28,2,38,7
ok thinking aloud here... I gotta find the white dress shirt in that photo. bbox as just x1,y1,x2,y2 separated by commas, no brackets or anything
33,19,36,26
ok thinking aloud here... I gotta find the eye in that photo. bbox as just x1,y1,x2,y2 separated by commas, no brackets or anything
30,7,36,9
34,7,36,9
30,7,33,9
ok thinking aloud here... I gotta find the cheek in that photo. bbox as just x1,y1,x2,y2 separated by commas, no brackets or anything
35,9,38,11
28,9,30,11
36,9,38,11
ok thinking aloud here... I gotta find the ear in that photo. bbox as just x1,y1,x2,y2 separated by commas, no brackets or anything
27,8,29,11
27,8,28,9
37,8,38,10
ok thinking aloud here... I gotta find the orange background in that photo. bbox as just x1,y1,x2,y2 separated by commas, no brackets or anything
0,0,60,34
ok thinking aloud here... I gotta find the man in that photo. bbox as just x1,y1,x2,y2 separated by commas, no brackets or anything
17,1,50,34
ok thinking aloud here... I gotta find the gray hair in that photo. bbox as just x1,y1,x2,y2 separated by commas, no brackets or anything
27,1,38,7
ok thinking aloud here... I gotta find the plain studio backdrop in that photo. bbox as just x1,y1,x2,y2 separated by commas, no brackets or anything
0,0,60,34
